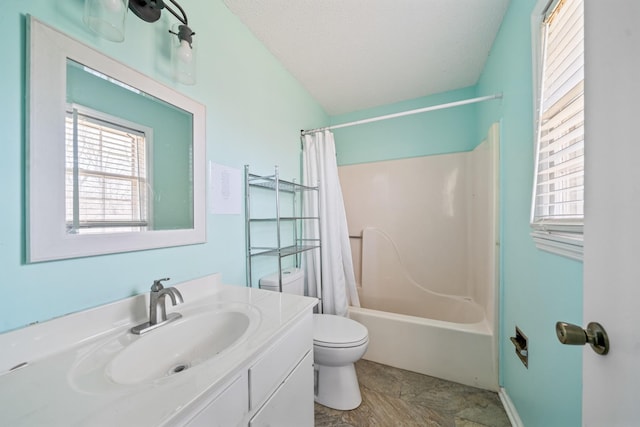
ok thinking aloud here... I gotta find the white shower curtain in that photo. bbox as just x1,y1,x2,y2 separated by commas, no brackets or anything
301,130,360,316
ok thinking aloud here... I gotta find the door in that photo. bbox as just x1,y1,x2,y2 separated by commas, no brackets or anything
583,1,640,426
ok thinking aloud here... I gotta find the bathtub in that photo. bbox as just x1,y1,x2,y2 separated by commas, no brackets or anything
349,305,497,391
347,226,499,391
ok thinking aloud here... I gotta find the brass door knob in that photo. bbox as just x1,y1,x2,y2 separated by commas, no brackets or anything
555,321,609,355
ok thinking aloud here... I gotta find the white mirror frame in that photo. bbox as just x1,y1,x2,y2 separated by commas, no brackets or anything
27,16,206,262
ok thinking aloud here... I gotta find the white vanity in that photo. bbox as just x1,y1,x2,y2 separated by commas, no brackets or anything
0,274,317,426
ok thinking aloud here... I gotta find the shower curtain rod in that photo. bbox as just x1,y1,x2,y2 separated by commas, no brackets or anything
300,93,502,135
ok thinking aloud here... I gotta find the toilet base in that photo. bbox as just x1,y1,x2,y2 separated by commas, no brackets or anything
314,362,362,410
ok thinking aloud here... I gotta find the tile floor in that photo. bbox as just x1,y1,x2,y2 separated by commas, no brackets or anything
314,360,511,427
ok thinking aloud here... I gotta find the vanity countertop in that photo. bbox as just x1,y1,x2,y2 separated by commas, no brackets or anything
0,274,317,426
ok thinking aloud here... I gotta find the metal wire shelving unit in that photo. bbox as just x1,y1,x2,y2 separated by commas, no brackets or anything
244,165,322,300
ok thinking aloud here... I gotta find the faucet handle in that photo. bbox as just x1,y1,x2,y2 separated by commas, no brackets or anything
151,277,171,292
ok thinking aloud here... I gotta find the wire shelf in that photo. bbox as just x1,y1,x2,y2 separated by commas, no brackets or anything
249,244,321,257
248,173,318,193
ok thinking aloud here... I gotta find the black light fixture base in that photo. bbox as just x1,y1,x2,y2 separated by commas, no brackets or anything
129,0,165,23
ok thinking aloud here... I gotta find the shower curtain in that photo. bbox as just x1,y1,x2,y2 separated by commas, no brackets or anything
301,130,360,316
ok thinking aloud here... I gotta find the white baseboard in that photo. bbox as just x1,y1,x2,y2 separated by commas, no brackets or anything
499,387,524,427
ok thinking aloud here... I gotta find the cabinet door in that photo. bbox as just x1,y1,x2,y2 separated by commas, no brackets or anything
249,351,314,427
185,372,248,427
249,313,313,410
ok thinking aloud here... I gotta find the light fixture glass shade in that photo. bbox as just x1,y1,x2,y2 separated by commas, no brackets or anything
172,23,196,85
83,0,128,42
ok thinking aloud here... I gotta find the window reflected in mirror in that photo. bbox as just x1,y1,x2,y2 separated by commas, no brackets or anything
65,105,151,234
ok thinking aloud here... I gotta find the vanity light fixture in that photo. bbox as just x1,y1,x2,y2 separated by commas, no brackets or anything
83,0,196,85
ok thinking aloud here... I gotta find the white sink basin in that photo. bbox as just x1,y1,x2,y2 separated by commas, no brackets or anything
69,304,260,392
106,310,253,385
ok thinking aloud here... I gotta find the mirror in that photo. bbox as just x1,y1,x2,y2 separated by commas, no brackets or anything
27,16,206,262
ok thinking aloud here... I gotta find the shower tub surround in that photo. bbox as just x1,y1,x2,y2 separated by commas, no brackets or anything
349,228,497,389
0,274,317,426
340,125,499,390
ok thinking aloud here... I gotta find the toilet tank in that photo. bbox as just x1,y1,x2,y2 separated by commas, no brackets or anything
259,267,304,295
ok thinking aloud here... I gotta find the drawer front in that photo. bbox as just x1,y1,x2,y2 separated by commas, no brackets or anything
249,312,313,410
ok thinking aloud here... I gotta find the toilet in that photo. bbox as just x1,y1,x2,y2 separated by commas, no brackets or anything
260,268,369,410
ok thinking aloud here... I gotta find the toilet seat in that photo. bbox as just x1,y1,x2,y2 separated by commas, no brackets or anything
313,314,369,348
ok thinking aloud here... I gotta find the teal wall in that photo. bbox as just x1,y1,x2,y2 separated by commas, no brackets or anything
67,62,194,229
332,86,478,165
476,1,583,426
0,1,327,333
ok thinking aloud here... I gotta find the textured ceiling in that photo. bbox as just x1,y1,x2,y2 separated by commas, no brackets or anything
223,0,510,115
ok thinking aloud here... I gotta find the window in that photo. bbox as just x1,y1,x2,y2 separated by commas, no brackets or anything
531,0,584,260
65,105,151,234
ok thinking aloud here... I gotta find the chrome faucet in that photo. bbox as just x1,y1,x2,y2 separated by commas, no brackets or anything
131,278,184,335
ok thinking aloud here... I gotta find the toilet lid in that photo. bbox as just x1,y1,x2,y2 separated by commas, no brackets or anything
313,314,369,348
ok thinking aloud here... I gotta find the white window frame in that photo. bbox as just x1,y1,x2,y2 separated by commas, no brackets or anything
65,104,154,234
530,0,584,261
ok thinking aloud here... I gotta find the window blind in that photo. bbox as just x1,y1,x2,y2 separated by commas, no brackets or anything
65,108,149,233
532,0,584,226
